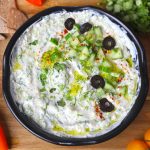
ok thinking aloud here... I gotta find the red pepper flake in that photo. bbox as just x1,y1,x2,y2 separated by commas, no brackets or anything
119,93,122,97
117,77,123,82
64,29,68,35
94,102,105,120
80,43,87,46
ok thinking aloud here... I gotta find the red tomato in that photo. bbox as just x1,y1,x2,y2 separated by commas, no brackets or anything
0,126,8,150
26,0,45,6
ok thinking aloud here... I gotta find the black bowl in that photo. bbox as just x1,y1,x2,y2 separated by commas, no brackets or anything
2,6,149,145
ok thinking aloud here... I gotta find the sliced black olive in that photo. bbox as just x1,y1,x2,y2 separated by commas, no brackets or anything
99,98,115,112
91,75,105,89
80,22,92,34
64,18,75,30
102,36,116,50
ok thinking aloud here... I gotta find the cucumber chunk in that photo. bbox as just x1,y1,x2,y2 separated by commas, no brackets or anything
93,26,103,40
65,33,72,41
69,38,80,48
50,38,58,46
104,82,114,92
106,48,123,59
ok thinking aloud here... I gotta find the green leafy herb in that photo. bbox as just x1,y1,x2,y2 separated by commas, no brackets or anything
57,99,66,107
54,63,66,71
29,40,38,45
40,87,46,92
40,69,48,86
50,88,56,93
103,0,150,32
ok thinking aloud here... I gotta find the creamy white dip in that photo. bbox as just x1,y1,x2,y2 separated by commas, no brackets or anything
10,10,140,137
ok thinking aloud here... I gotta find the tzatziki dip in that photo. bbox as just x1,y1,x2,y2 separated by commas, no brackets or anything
10,10,140,137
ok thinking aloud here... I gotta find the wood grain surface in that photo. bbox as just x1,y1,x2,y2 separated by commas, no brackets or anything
0,0,150,150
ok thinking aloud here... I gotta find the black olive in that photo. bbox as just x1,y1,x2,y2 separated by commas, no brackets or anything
80,22,92,34
64,18,75,30
99,98,115,112
91,75,105,89
102,36,116,50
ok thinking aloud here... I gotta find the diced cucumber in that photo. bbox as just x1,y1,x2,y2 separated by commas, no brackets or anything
99,58,113,72
74,24,80,30
100,71,118,87
110,72,120,78
79,53,88,60
132,79,138,95
69,38,80,48
96,88,105,97
80,46,89,55
85,29,96,44
96,48,105,59
65,33,72,41
68,49,76,57
89,53,95,62
73,31,80,37
106,48,123,59
93,26,103,40
50,38,58,46
95,40,102,47
104,82,114,92
78,46,89,60
126,56,133,67
119,85,129,99
78,35,85,42
102,59,112,67
99,66,112,73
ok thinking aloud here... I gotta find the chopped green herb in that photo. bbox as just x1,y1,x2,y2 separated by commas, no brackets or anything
57,99,66,107
29,40,38,45
40,87,46,92
54,63,66,71
50,88,56,93
40,69,48,86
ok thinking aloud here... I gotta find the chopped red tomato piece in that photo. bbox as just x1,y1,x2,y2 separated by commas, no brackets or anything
26,0,45,6
0,126,8,150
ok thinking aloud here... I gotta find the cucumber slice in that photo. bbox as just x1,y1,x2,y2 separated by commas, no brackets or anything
65,33,72,41
89,53,95,62
93,26,103,40
126,56,133,67
96,88,105,97
73,31,80,37
79,53,88,60
106,48,123,59
78,35,85,42
78,46,89,60
68,49,76,58
96,48,105,59
81,46,89,55
119,85,129,99
85,29,96,44
100,71,118,87
50,38,58,45
104,82,114,92
69,38,80,48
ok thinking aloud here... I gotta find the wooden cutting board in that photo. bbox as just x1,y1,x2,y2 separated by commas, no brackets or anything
0,0,150,150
